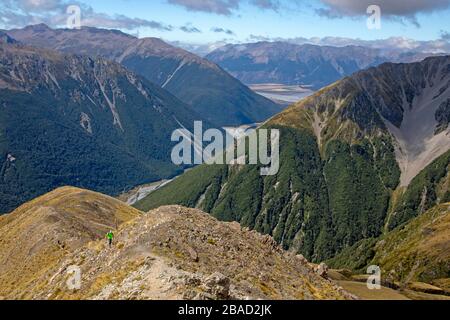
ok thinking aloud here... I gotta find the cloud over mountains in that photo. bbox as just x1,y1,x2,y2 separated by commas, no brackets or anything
246,33,450,55
0,0,172,30
317,0,450,26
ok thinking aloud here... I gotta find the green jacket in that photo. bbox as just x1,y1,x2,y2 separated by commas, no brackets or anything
106,232,114,240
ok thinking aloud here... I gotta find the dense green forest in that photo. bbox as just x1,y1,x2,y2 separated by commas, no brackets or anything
0,49,202,214
136,125,405,261
137,55,450,264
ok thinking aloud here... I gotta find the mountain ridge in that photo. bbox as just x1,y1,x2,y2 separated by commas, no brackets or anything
0,39,204,213
0,186,352,300
6,24,282,126
207,41,441,89
0,186,140,299
136,55,450,263
271,55,450,186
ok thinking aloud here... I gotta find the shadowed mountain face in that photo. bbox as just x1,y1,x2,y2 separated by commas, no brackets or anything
0,31,16,44
7,24,282,127
0,39,204,214
0,187,352,300
136,56,450,262
206,42,437,89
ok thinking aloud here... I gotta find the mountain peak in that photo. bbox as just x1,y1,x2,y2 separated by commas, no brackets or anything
0,31,17,44
271,54,450,186
24,23,51,32
7,24,281,127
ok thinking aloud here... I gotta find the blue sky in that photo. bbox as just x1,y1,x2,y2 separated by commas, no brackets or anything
76,0,449,42
1,0,449,54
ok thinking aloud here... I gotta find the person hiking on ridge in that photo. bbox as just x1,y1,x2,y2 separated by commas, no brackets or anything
106,230,114,247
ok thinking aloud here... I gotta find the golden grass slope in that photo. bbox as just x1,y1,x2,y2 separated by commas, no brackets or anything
0,188,354,300
0,186,140,299
33,205,352,300
372,203,450,285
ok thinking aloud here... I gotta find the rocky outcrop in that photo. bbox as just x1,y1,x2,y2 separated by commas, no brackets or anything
316,263,329,279
0,190,354,300
201,272,231,300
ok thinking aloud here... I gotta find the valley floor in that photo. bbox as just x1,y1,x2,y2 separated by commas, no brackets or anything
337,281,410,300
249,83,315,105
328,270,450,301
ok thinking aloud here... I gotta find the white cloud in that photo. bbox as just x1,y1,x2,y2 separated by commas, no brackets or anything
170,39,232,56
211,27,235,35
0,0,172,30
317,0,450,27
246,33,450,54
167,0,279,15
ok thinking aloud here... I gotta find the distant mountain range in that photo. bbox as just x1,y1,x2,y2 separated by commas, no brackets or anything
206,41,440,89
6,24,281,126
136,56,450,269
0,36,205,213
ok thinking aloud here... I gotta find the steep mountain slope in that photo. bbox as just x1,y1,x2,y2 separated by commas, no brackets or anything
0,187,352,300
273,55,450,188
374,203,450,285
206,42,435,89
0,187,140,299
0,31,16,44
136,56,450,262
0,39,202,214
388,150,450,230
328,203,450,288
7,24,281,126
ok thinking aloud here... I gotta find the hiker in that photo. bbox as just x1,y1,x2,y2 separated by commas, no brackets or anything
106,230,114,247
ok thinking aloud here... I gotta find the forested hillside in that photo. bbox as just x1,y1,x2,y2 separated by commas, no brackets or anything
0,39,201,213
136,56,450,262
